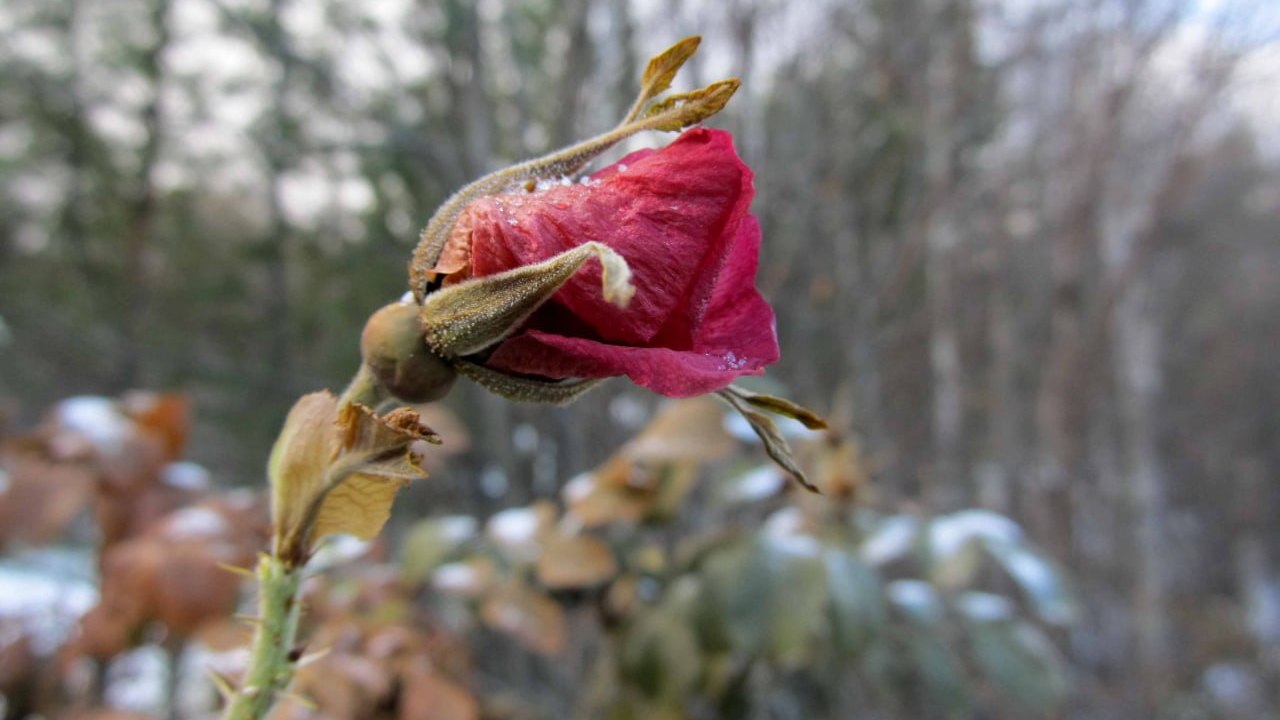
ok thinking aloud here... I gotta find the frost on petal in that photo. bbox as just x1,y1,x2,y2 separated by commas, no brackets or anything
435,128,779,397
461,129,755,346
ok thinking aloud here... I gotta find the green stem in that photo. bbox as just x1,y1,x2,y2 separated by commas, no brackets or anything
221,555,304,720
339,362,386,408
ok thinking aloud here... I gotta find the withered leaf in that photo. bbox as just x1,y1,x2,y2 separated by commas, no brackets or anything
563,455,654,528
399,664,479,720
480,581,567,656
536,531,618,589
269,394,437,565
269,392,339,558
624,397,736,463
311,405,437,542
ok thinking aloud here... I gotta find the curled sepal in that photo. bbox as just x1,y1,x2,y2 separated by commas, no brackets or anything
643,79,741,132
455,360,603,405
420,241,634,358
716,387,821,493
720,385,829,430
409,36,737,300
624,35,702,124
269,392,439,567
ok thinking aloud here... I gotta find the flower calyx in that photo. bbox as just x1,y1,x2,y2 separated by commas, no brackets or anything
360,300,457,404
358,239,634,406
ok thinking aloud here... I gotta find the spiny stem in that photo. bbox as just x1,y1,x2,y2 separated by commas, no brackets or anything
220,555,304,720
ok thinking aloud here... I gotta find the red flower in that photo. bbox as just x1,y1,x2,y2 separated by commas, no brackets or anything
430,128,778,398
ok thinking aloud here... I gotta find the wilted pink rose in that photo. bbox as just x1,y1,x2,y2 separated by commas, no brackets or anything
430,128,778,398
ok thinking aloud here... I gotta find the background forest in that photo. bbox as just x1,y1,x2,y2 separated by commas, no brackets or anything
1,0,1279,718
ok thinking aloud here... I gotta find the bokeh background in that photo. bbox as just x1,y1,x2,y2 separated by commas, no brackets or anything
1,0,1279,718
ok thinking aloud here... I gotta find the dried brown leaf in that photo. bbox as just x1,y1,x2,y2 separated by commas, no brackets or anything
480,581,566,656
536,532,618,589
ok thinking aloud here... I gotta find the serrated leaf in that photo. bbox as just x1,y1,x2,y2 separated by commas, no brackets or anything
310,473,409,543
269,392,340,560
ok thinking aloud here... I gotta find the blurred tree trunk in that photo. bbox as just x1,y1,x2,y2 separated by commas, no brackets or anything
1101,61,1229,695
56,0,97,290
118,0,172,389
922,0,966,510
552,0,591,148
445,0,492,176
607,0,637,120
261,0,296,406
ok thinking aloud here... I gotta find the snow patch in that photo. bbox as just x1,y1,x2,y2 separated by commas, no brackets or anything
724,465,785,503
860,515,920,566
956,591,1015,622
487,507,541,546
929,509,1021,559
161,461,211,492
163,507,228,540
53,396,131,456
887,579,943,621
0,550,97,654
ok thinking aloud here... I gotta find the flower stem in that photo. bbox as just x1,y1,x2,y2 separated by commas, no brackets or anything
221,555,304,720
340,362,386,408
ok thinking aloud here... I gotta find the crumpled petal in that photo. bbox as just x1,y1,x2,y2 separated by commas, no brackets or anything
439,127,778,397
485,217,777,396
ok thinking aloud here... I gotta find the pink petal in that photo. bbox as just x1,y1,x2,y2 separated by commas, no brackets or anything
485,216,778,397
459,128,752,345
452,128,779,397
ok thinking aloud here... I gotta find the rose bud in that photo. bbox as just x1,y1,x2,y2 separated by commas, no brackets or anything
413,128,777,401
360,300,457,403
395,35,826,489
